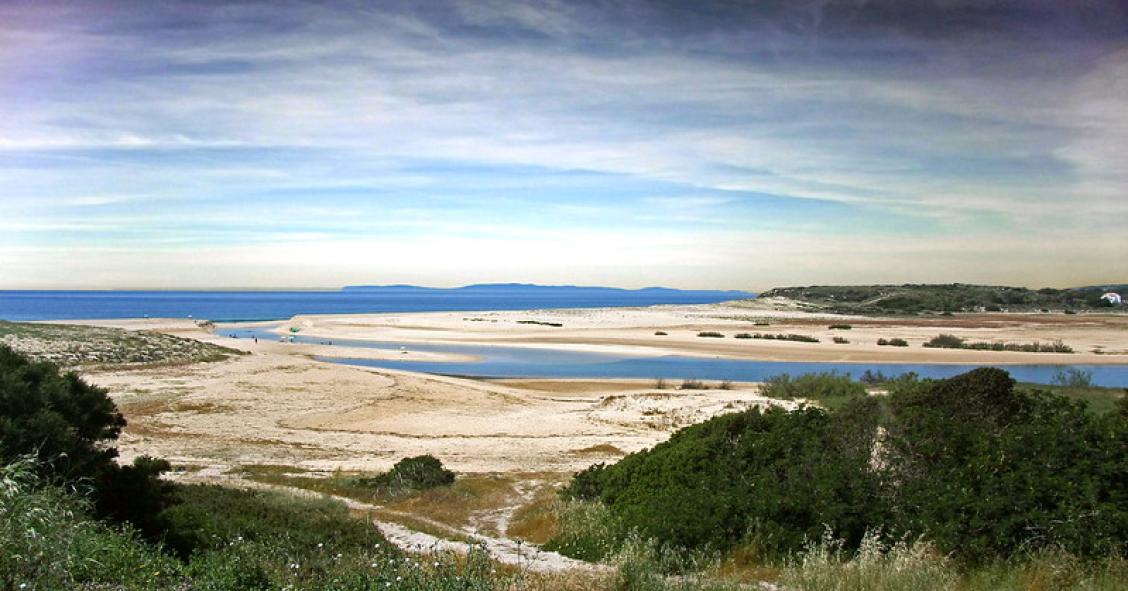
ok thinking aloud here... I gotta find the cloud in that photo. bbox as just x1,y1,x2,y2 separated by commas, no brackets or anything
0,0,1125,287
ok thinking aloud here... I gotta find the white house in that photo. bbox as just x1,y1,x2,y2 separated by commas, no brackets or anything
1100,292,1122,305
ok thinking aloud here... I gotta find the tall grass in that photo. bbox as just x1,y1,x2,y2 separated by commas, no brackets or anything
779,530,1128,591
781,530,957,591
542,499,623,562
0,457,180,590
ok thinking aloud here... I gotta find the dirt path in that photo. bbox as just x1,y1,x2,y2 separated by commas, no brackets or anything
213,475,604,574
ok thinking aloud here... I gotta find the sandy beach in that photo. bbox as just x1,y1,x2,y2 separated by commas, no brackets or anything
272,299,1128,365
66,300,1128,479
25,300,1124,570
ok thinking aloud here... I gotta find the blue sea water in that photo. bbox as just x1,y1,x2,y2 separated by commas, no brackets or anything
0,287,753,322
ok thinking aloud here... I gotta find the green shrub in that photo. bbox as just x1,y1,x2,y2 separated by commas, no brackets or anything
0,457,182,590
921,335,1073,353
679,378,709,390
760,372,867,404
751,333,820,343
884,368,1128,558
697,331,725,338
160,482,516,589
829,324,853,330
833,337,849,344
352,455,455,497
877,338,909,347
559,368,1128,563
542,499,624,562
0,345,174,536
922,334,965,348
560,403,881,555
0,345,124,483
734,333,752,339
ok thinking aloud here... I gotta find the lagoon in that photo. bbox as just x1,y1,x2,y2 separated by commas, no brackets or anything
218,326,1128,388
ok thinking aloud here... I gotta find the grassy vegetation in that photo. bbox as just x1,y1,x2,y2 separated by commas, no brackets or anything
238,463,525,539
570,444,626,456
1,459,518,590
877,337,909,347
781,533,1128,591
833,336,849,344
0,320,241,366
517,320,564,327
760,371,867,409
922,333,1073,353
696,331,724,338
829,324,853,330
759,283,1127,315
749,333,820,343
1016,382,1127,415
555,369,1128,590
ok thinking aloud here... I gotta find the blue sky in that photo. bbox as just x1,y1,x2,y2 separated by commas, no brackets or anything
1,0,1126,290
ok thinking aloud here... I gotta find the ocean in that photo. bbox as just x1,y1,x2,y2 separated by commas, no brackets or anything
0,287,754,322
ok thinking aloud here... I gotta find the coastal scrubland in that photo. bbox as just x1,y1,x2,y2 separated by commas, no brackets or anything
4,301,1128,589
758,283,1127,315
0,319,240,366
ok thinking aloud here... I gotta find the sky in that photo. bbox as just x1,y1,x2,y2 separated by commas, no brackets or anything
1,0,1126,290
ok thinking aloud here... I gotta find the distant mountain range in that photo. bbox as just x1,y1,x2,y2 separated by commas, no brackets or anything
342,283,755,298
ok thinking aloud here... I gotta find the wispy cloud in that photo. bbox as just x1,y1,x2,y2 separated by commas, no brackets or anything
0,0,1125,288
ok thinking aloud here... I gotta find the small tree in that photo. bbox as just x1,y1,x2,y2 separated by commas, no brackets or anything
0,345,173,537
0,345,124,483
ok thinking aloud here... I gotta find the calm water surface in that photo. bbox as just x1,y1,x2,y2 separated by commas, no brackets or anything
219,326,1128,387
0,288,751,322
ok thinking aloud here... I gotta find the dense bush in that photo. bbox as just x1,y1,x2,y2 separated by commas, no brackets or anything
883,368,1128,558
557,368,1128,563
697,331,725,338
0,344,124,483
562,399,883,554
877,337,909,347
0,345,173,536
0,458,181,590
353,454,455,496
922,334,965,348
922,334,1073,353
759,372,867,404
751,333,820,343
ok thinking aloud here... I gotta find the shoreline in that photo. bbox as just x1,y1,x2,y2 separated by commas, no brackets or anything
246,304,1128,366
36,302,1128,366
